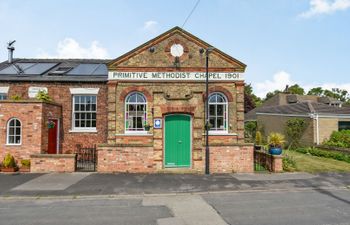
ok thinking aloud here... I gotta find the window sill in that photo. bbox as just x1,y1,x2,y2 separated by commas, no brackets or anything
69,129,97,133
5,144,22,146
203,132,238,136
116,132,153,136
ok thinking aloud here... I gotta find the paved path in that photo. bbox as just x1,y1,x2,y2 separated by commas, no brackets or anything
0,172,349,197
12,173,89,191
143,195,227,225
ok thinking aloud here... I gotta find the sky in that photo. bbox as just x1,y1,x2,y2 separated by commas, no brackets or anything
0,0,349,98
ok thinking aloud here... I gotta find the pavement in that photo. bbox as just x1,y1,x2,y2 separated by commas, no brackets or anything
0,172,349,197
0,172,349,225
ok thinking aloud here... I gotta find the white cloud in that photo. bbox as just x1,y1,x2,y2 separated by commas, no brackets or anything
254,71,295,98
143,20,159,33
253,70,350,98
299,0,350,18
37,38,109,59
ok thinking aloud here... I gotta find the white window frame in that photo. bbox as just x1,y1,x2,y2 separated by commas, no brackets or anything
125,92,147,134
0,86,9,100
71,95,97,133
208,92,229,135
6,118,22,145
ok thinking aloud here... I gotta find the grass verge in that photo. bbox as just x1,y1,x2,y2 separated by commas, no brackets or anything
283,150,350,173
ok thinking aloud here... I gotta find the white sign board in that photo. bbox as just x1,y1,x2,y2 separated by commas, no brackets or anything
154,119,162,129
28,87,48,98
109,71,244,81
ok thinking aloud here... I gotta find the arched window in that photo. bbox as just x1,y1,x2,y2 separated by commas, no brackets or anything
125,92,147,132
7,118,21,145
208,93,228,133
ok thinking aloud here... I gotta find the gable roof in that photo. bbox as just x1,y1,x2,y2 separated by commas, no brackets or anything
108,26,246,71
0,58,111,82
256,102,350,116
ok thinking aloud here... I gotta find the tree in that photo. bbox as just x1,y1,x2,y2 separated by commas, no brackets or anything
288,84,305,95
244,84,262,113
265,90,281,101
307,87,324,96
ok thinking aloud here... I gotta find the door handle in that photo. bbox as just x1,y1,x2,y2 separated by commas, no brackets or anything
178,140,182,144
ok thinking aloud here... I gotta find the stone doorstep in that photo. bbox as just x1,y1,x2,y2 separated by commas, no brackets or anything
157,168,202,174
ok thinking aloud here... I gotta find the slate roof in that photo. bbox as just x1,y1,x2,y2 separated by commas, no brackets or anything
256,101,350,116
0,58,111,82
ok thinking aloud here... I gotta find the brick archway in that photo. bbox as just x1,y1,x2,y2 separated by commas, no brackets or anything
202,86,233,102
160,105,196,115
119,86,152,102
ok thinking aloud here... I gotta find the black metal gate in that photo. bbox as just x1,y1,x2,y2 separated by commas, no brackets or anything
254,147,268,172
75,145,97,172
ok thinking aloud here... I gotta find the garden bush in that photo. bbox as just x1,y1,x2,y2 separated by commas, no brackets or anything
285,118,307,149
295,147,350,164
323,130,350,148
283,155,297,172
2,153,16,168
21,159,31,167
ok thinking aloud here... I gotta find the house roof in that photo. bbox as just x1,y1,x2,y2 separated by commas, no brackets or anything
0,58,111,82
256,101,350,116
108,26,247,71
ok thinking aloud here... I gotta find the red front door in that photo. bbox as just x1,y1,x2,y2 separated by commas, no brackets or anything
48,119,58,154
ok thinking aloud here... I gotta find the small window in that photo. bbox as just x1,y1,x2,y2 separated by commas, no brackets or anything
338,121,350,131
125,92,147,132
72,95,97,130
208,93,228,133
0,93,7,100
7,118,21,145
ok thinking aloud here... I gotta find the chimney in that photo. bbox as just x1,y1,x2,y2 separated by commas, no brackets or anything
7,40,16,64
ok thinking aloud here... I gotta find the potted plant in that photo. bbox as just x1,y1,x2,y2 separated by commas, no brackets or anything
144,123,152,131
255,131,263,150
1,153,18,172
267,132,285,155
19,159,31,172
47,120,55,129
205,122,213,131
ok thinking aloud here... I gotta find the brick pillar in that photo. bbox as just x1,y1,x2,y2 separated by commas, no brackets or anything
107,82,117,144
236,82,245,143
272,155,283,172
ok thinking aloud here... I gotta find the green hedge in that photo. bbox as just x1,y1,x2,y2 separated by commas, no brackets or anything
323,130,350,148
295,147,350,163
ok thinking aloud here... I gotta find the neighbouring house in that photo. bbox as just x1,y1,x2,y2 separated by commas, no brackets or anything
0,26,254,173
245,93,350,146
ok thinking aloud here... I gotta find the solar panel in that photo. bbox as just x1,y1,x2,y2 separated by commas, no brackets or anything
0,63,57,75
24,63,58,74
67,64,107,75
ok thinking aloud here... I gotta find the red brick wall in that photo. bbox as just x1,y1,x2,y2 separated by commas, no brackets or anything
0,101,60,165
97,145,155,173
30,154,76,172
0,82,108,153
209,144,254,173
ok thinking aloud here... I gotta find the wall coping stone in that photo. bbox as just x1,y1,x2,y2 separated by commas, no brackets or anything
98,143,154,148
207,143,254,147
31,154,76,158
0,99,62,107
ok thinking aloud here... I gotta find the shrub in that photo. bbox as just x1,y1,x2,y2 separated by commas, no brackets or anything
268,132,285,148
244,121,257,142
2,153,16,168
36,90,52,102
283,155,297,172
255,131,263,145
323,130,350,148
285,118,307,149
295,147,350,164
10,95,22,101
21,159,31,167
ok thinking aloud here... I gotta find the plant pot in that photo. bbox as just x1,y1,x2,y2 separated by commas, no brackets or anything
1,167,18,172
144,126,151,131
269,147,282,155
19,167,30,172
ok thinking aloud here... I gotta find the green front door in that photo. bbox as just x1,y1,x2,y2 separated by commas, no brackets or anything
164,114,191,167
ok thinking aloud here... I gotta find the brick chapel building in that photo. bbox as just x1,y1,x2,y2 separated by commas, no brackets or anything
0,27,254,173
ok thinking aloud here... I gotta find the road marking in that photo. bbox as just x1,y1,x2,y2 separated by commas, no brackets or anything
143,195,227,225
11,173,90,191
